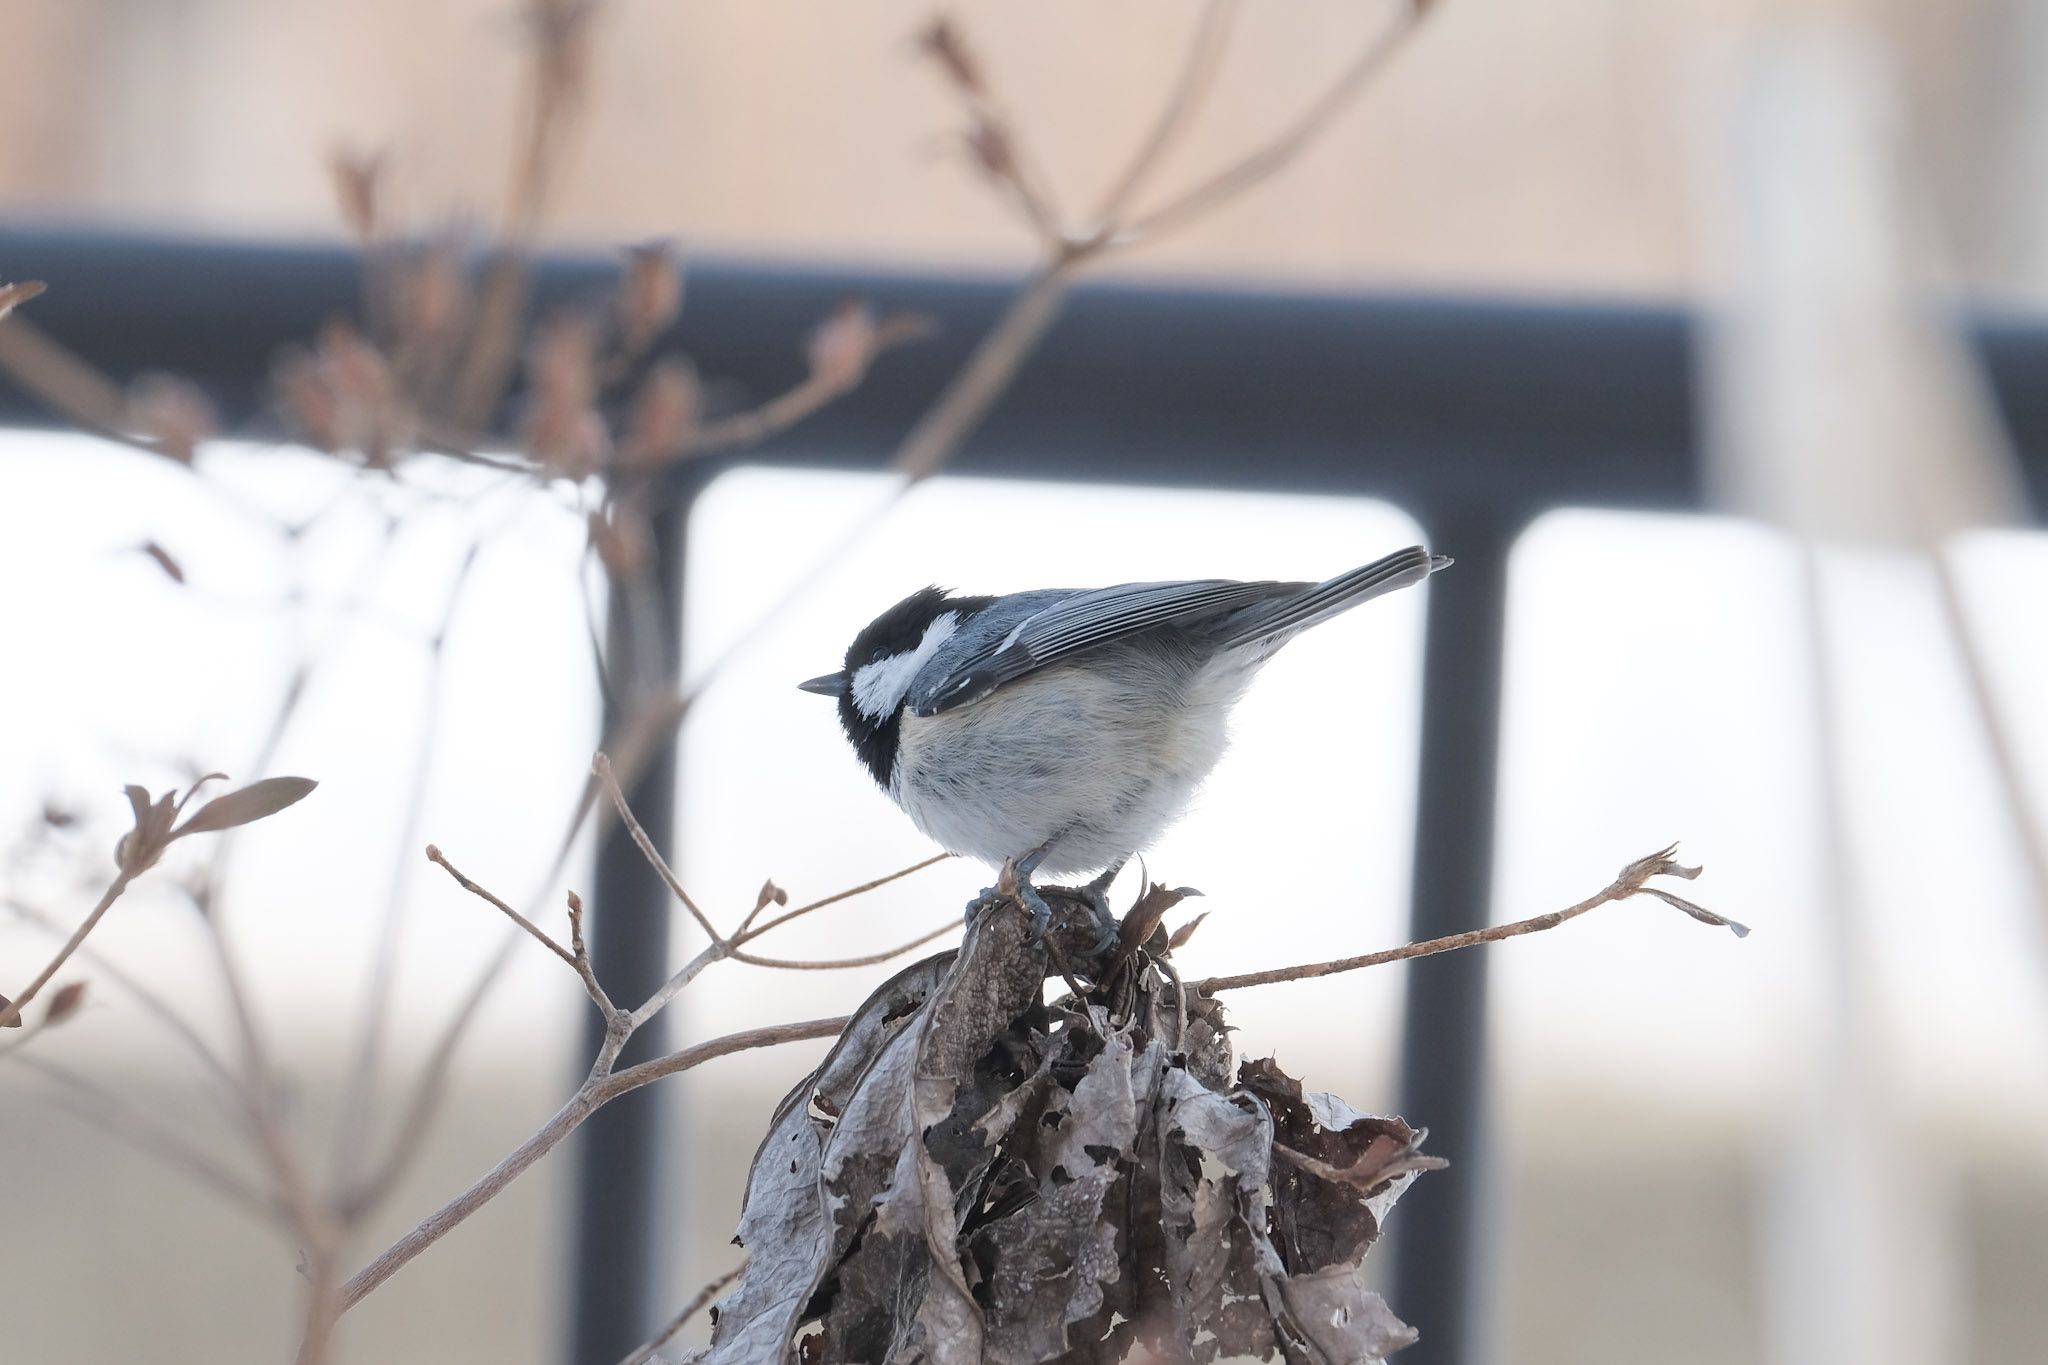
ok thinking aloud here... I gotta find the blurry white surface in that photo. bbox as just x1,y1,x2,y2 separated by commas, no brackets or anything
1495,509,2048,1135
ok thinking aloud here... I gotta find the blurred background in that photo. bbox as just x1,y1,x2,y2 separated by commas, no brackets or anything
1,2,2045,1364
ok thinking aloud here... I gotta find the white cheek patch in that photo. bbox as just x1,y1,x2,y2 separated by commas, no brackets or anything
852,611,959,720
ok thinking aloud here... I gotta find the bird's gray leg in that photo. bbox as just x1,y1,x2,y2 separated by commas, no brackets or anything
1010,843,1057,940
963,838,1061,937
1075,858,1127,955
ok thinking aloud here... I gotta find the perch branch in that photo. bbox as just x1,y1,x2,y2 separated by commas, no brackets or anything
1195,844,1745,993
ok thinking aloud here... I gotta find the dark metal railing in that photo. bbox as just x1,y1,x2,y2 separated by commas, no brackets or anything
4,228,2043,1365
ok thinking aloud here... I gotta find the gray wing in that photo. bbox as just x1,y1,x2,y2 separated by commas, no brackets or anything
910,545,1445,717
910,577,1299,716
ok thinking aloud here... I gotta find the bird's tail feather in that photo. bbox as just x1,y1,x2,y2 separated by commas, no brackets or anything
1215,545,1447,650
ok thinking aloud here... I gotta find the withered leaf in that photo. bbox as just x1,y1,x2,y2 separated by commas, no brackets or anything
44,981,88,1024
174,776,317,837
0,992,21,1028
704,888,1433,1365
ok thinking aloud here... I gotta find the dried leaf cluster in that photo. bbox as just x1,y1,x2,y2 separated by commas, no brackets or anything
696,891,1437,1365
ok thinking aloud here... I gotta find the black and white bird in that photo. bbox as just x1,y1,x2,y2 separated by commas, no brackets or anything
800,544,1449,942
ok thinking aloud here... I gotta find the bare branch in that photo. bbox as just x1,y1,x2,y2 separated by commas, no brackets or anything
9,1053,281,1222
677,313,934,460
1090,0,1240,228
338,1014,846,1313
729,920,956,972
596,1015,849,1100
341,926,523,1219
592,752,723,945
1195,844,1744,993
1115,0,1431,249
743,853,952,939
425,843,576,967
0,867,136,1029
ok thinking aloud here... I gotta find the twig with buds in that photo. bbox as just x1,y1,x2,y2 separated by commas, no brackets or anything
1193,844,1746,995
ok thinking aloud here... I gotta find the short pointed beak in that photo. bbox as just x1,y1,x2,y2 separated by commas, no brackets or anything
798,671,847,697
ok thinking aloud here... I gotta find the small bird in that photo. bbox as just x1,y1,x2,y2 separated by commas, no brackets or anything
800,544,1449,942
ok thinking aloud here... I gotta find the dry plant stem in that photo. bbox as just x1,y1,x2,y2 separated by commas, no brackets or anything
4,897,245,1106
743,851,951,938
1089,0,1241,227
682,333,925,458
620,1258,750,1365
332,533,495,1193
341,927,523,1218
336,1015,846,1313
1113,0,1430,250
9,1054,282,1220
0,866,135,1029
592,752,720,941
892,260,1076,482
294,1249,345,1365
201,915,344,1294
425,844,576,965
0,319,175,464
448,3,591,429
728,920,956,972
333,837,949,1315
1195,845,1742,993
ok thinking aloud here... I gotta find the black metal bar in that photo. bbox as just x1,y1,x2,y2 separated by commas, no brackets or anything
1390,500,1517,1365
571,479,692,1364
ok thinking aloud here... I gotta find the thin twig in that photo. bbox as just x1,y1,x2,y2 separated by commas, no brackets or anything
337,1014,846,1313
8,1053,282,1222
729,919,956,971
341,926,523,1219
1089,0,1240,228
678,318,934,460
1114,0,1432,250
744,853,953,938
0,867,135,1029
1194,844,1744,993
619,1257,750,1365
592,753,722,944
426,843,576,966
624,942,725,1033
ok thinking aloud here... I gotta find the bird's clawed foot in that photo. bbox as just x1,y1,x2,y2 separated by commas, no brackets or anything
964,851,1127,964
1072,859,1126,957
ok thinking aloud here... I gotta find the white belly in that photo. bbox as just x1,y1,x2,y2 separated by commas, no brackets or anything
888,649,1249,876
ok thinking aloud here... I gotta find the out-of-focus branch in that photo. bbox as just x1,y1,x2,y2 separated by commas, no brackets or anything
1112,0,1432,251
9,1053,282,1221
1090,0,1240,227
1195,844,1744,993
447,0,601,430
